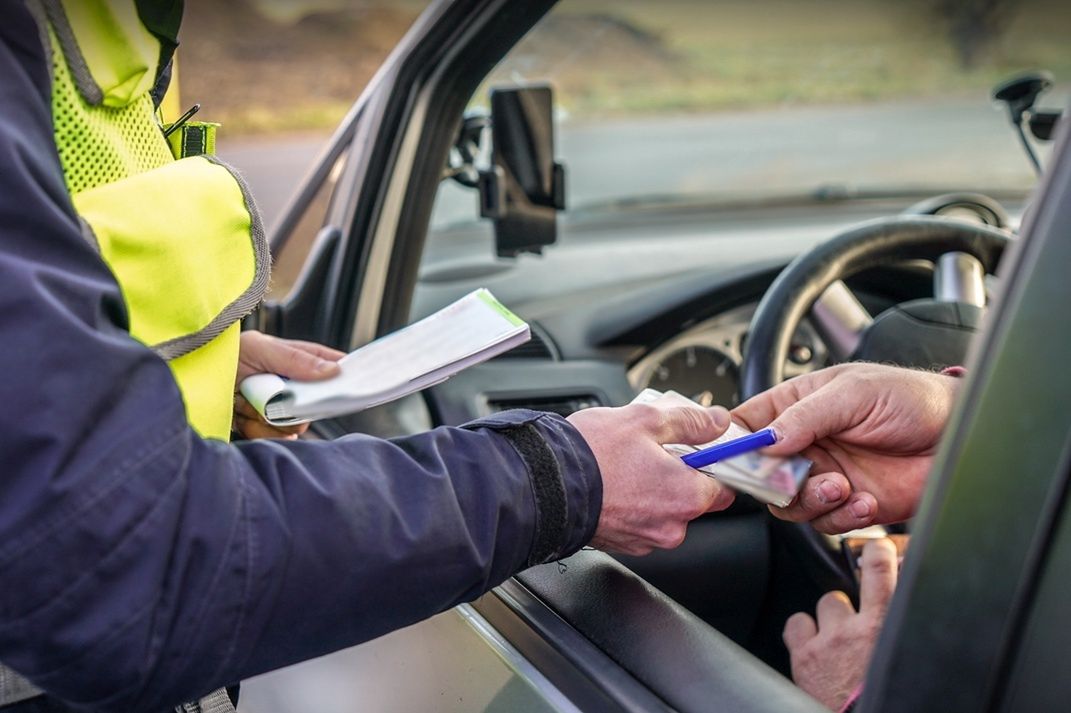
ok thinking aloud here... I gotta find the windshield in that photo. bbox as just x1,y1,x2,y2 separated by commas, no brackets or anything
431,0,1070,227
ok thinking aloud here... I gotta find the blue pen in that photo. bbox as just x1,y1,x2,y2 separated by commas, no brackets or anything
681,428,777,469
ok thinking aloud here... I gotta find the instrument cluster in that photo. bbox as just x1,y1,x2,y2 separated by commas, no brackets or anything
627,303,827,407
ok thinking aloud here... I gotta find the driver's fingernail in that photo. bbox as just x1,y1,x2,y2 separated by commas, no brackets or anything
850,498,873,519
817,480,842,504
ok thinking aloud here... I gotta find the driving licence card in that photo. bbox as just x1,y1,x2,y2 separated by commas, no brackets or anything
632,388,811,507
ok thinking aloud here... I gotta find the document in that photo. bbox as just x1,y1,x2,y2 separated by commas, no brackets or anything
241,289,530,425
632,388,810,507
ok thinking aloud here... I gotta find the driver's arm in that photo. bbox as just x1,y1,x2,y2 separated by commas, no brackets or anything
732,363,961,533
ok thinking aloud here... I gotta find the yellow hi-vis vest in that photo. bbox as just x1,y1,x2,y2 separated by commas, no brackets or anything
0,5,261,707
33,0,270,441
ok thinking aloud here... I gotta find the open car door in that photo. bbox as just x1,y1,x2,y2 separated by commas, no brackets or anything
244,0,1071,709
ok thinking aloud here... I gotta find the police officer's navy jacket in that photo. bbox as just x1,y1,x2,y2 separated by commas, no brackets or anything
0,2,603,710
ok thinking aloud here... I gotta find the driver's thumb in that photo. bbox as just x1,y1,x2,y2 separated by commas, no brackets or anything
762,390,856,456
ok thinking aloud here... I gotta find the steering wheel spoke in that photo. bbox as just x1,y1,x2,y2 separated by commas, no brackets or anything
741,216,1008,402
934,251,987,307
811,280,873,361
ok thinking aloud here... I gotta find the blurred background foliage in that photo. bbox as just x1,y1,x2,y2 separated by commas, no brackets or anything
178,0,1071,136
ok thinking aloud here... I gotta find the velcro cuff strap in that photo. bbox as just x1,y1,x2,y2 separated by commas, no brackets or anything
499,422,570,566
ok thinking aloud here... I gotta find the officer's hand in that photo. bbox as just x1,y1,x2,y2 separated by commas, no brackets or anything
784,538,899,711
234,331,345,440
733,363,959,533
568,403,735,556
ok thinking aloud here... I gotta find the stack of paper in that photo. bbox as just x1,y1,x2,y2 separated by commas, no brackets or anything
241,289,530,425
632,388,810,507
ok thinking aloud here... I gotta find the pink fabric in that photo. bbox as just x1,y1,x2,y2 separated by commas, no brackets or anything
838,682,865,713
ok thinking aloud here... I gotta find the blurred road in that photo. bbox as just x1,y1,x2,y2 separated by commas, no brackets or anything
220,133,331,234
219,94,1056,233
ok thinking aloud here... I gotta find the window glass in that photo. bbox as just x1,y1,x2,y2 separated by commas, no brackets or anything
179,0,429,298
430,0,1070,233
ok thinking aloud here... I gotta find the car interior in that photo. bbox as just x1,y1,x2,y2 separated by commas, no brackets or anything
240,0,1071,710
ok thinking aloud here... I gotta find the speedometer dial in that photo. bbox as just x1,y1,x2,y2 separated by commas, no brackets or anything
644,345,740,407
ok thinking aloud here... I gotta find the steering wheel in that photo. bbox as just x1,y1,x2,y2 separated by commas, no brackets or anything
739,215,1010,589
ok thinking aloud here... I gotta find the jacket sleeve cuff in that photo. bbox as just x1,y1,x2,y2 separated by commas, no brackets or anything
462,409,602,566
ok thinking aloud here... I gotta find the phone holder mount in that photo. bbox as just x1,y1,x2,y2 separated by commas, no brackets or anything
446,85,566,258
992,71,1062,174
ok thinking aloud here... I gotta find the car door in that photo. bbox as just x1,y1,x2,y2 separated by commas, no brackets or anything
254,0,560,352
243,0,823,709
245,0,1071,710
861,106,1071,713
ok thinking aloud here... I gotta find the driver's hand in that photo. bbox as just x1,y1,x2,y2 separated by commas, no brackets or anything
568,403,736,555
732,363,959,533
234,331,345,440
785,538,898,711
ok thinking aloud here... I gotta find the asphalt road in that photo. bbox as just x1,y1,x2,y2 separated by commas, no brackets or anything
219,95,1055,234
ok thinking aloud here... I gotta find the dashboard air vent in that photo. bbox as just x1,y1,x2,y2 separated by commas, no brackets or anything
487,394,602,418
494,324,558,360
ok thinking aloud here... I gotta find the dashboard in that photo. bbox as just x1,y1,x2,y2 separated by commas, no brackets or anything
405,197,946,429
626,303,827,408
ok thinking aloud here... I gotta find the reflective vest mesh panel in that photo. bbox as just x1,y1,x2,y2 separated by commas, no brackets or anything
48,27,174,195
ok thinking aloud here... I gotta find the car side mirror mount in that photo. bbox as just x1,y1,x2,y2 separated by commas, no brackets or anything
478,84,565,257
